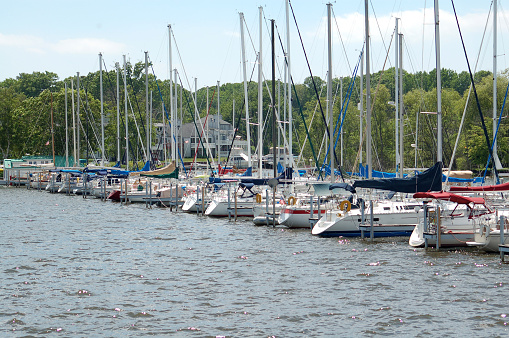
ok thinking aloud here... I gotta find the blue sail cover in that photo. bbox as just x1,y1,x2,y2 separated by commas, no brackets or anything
353,162,442,193
357,163,407,178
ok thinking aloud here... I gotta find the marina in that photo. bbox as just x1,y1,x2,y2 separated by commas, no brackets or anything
3,0,509,335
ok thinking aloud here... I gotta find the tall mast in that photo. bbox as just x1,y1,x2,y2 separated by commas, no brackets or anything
327,3,333,182
150,90,153,161
240,12,252,167
365,0,372,178
271,19,276,179
50,90,55,166
340,77,343,167
258,6,263,178
174,69,178,163
359,42,363,164
123,55,129,171
217,81,220,166
206,86,209,172
283,50,287,169
286,0,292,168
71,79,76,166
180,76,183,161
76,72,80,164
99,53,105,166
434,0,442,163
493,0,501,169
116,62,120,164
162,101,167,165
395,18,399,175
145,51,150,163
65,82,69,167
399,33,404,177
168,25,175,163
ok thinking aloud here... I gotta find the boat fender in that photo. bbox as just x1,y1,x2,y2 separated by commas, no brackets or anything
288,196,297,205
339,200,351,213
256,193,262,204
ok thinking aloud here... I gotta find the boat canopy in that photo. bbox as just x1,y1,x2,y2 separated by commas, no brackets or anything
449,181,509,192
241,168,293,186
413,191,485,205
353,162,442,193
137,162,178,178
329,183,356,194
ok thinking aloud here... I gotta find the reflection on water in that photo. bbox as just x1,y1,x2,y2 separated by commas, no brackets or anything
1,187,508,336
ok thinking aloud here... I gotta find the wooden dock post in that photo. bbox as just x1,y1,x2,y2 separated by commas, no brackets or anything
234,186,238,222
227,182,231,221
201,184,205,216
309,195,314,229
500,216,507,263
436,206,441,250
360,199,365,239
369,200,374,241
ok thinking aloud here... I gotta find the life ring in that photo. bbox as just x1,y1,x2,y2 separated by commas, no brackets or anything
255,193,262,204
339,200,351,213
287,196,297,205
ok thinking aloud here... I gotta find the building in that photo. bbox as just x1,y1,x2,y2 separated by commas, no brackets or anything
155,116,249,164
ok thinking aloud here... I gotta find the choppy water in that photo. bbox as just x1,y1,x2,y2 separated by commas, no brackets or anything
1,186,509,336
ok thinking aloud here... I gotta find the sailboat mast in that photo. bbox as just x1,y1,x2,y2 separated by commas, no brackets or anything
123,55,129,171
365,0,372,178
116,62,120,164
434,0,442,163
399,33,404,178
286,0,292,168
395,18,399,175
340,77,343,167
359,42,363,164
258,6,263,178
207,86,209,174
145,51,150,163
271,19,276,179
168,25,175,164
327,3,333,183
493,0,499,169
150,90,153,160
51,90,55,167
217,81,220,166
65,82,68,167
71,79,76,166
174,69,178,163
77,72,80,164
239,12,252,168
99,53,105,166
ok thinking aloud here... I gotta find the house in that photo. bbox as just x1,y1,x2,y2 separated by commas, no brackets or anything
155,116,249,162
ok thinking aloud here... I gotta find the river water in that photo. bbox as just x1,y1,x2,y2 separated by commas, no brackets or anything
1,186,508,336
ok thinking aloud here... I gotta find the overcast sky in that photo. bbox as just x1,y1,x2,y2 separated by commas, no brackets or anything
1,0,506,90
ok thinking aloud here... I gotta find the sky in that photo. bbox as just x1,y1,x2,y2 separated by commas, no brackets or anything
1,0,507,91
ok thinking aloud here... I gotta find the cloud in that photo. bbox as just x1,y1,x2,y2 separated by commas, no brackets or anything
0,33,45,53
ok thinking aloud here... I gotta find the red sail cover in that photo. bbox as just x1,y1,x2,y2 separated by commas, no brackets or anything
413,192,485,205
450,182,509,192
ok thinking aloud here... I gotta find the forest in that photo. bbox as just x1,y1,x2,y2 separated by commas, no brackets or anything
0,64,506,175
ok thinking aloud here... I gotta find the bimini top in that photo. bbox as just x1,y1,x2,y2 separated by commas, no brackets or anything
413,192,485,205
449,182,509,192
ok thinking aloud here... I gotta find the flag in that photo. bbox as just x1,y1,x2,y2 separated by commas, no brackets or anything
45,141,50,146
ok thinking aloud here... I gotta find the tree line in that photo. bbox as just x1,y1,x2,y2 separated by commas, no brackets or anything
0,65,506,174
